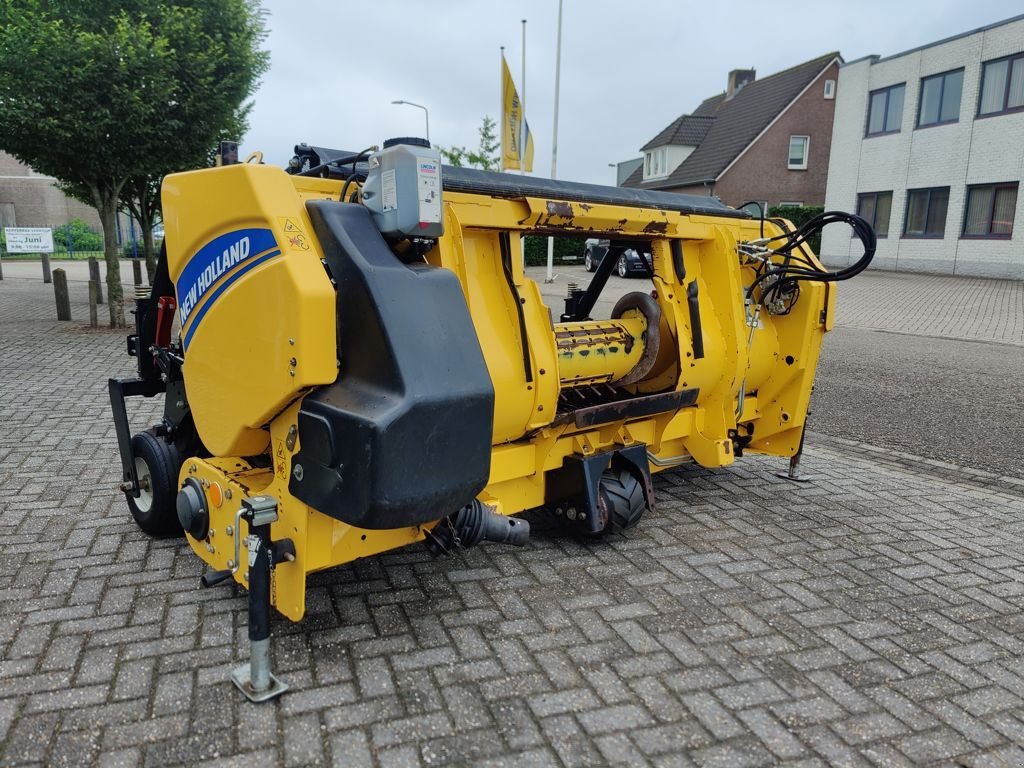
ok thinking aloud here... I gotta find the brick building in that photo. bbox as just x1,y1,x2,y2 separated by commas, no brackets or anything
821,14,1024,279
0,151,101,229
622,53,841,209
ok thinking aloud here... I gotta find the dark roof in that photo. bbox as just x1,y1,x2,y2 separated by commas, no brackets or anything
626,52,839,190
691,94,725,117
640,114,715,151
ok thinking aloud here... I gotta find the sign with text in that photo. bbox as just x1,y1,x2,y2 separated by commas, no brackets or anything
4,227,54,253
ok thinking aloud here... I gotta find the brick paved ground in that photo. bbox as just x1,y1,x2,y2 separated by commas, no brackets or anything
3,277,1024,767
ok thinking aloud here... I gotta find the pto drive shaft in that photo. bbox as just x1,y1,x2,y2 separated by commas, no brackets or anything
425,500,530,555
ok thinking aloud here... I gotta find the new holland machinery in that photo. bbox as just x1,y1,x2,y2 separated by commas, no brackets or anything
109,137,874,701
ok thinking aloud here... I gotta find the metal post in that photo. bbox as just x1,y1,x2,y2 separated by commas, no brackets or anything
545,0,564,284
41,253,52,284
0,252,4,280
88,257,104,304
231,495,287,702
776,424,812,483
88,280,99,328
520,18,527,177
53,268,70,321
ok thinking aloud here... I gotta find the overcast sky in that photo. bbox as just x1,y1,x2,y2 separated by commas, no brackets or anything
241,1,1022,185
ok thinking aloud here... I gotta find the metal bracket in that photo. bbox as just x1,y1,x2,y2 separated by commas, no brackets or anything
244,494,280,528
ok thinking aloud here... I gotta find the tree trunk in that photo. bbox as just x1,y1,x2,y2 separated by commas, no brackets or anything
98,194,126,328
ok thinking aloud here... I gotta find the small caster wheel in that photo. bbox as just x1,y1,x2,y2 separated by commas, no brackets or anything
126,431,183,537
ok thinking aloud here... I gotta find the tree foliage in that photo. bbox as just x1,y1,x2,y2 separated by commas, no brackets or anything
439,116,500,171
0,0,268,326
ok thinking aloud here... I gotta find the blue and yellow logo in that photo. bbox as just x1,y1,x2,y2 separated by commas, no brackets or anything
177,227,280,350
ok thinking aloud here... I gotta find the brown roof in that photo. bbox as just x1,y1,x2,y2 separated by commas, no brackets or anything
625,52,840,190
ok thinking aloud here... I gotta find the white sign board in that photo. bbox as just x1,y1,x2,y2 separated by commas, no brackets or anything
4,227,54,253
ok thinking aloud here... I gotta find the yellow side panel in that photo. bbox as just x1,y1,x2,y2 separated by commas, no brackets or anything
162,164,338,456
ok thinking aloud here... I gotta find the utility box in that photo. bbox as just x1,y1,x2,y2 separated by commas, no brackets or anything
361,137,444,239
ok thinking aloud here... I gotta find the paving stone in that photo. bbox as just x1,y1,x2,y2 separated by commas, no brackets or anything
2,275,1023,765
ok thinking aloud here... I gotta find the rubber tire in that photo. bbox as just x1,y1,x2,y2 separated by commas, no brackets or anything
617,257,628,278
599,468,647,533
584,251,595,272
126,431,183,537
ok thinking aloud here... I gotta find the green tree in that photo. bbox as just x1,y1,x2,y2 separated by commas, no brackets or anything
439,116,500,171
0,0,268,326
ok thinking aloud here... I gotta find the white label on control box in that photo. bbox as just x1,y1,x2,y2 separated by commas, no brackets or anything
416,157,442,224
381,168,397,212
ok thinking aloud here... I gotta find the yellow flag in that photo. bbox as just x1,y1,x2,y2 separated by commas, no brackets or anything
501,55,533,172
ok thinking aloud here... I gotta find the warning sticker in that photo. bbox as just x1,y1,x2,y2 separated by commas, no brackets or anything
277,217,310,250
381,169,398,213
416,157,442,224
276,440,286,479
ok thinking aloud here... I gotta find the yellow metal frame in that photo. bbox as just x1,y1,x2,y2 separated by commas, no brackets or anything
163,164,834,621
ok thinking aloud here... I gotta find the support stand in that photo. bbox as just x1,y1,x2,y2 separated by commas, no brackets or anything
231,495,288,703
776,425,812,483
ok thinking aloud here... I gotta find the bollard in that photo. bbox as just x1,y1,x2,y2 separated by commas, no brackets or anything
42,253,52,284
88,280,99,328
53,268,71,321
88,257,104,304
132,259,142,286
0,253,4,280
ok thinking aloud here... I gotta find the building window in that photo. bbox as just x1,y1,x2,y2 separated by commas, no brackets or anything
917,69,964,127
866,83,905,135
978,53,1024,116
788,136,809,170
903,187,949,238
856,192,893,237
824,79,836,99
962,183,1018,238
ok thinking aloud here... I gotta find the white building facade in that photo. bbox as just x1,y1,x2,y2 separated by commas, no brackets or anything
821,15,1024,279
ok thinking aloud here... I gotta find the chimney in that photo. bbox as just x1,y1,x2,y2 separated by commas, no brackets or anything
726,68,756,100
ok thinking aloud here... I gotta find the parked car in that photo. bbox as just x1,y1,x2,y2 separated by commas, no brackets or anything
582,238,652,278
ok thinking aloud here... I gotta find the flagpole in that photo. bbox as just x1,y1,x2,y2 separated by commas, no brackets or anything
499,46,505,169
545,0,563,284
521,19,527,177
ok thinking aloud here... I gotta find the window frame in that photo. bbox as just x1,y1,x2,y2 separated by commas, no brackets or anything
902,187,950,239
856,191,893,238
916,68,964,128
787,135,809,170
865,83,906,136
960,182,1018,240
824,79,836,99
977,52,1024,118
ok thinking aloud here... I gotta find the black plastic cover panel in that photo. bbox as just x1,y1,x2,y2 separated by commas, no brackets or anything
291,202,495,529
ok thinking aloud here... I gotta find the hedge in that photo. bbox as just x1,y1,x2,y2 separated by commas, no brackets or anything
522,236,587,267
767,205,824,254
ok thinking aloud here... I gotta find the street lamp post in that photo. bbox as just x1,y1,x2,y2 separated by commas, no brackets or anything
391,100,430,144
